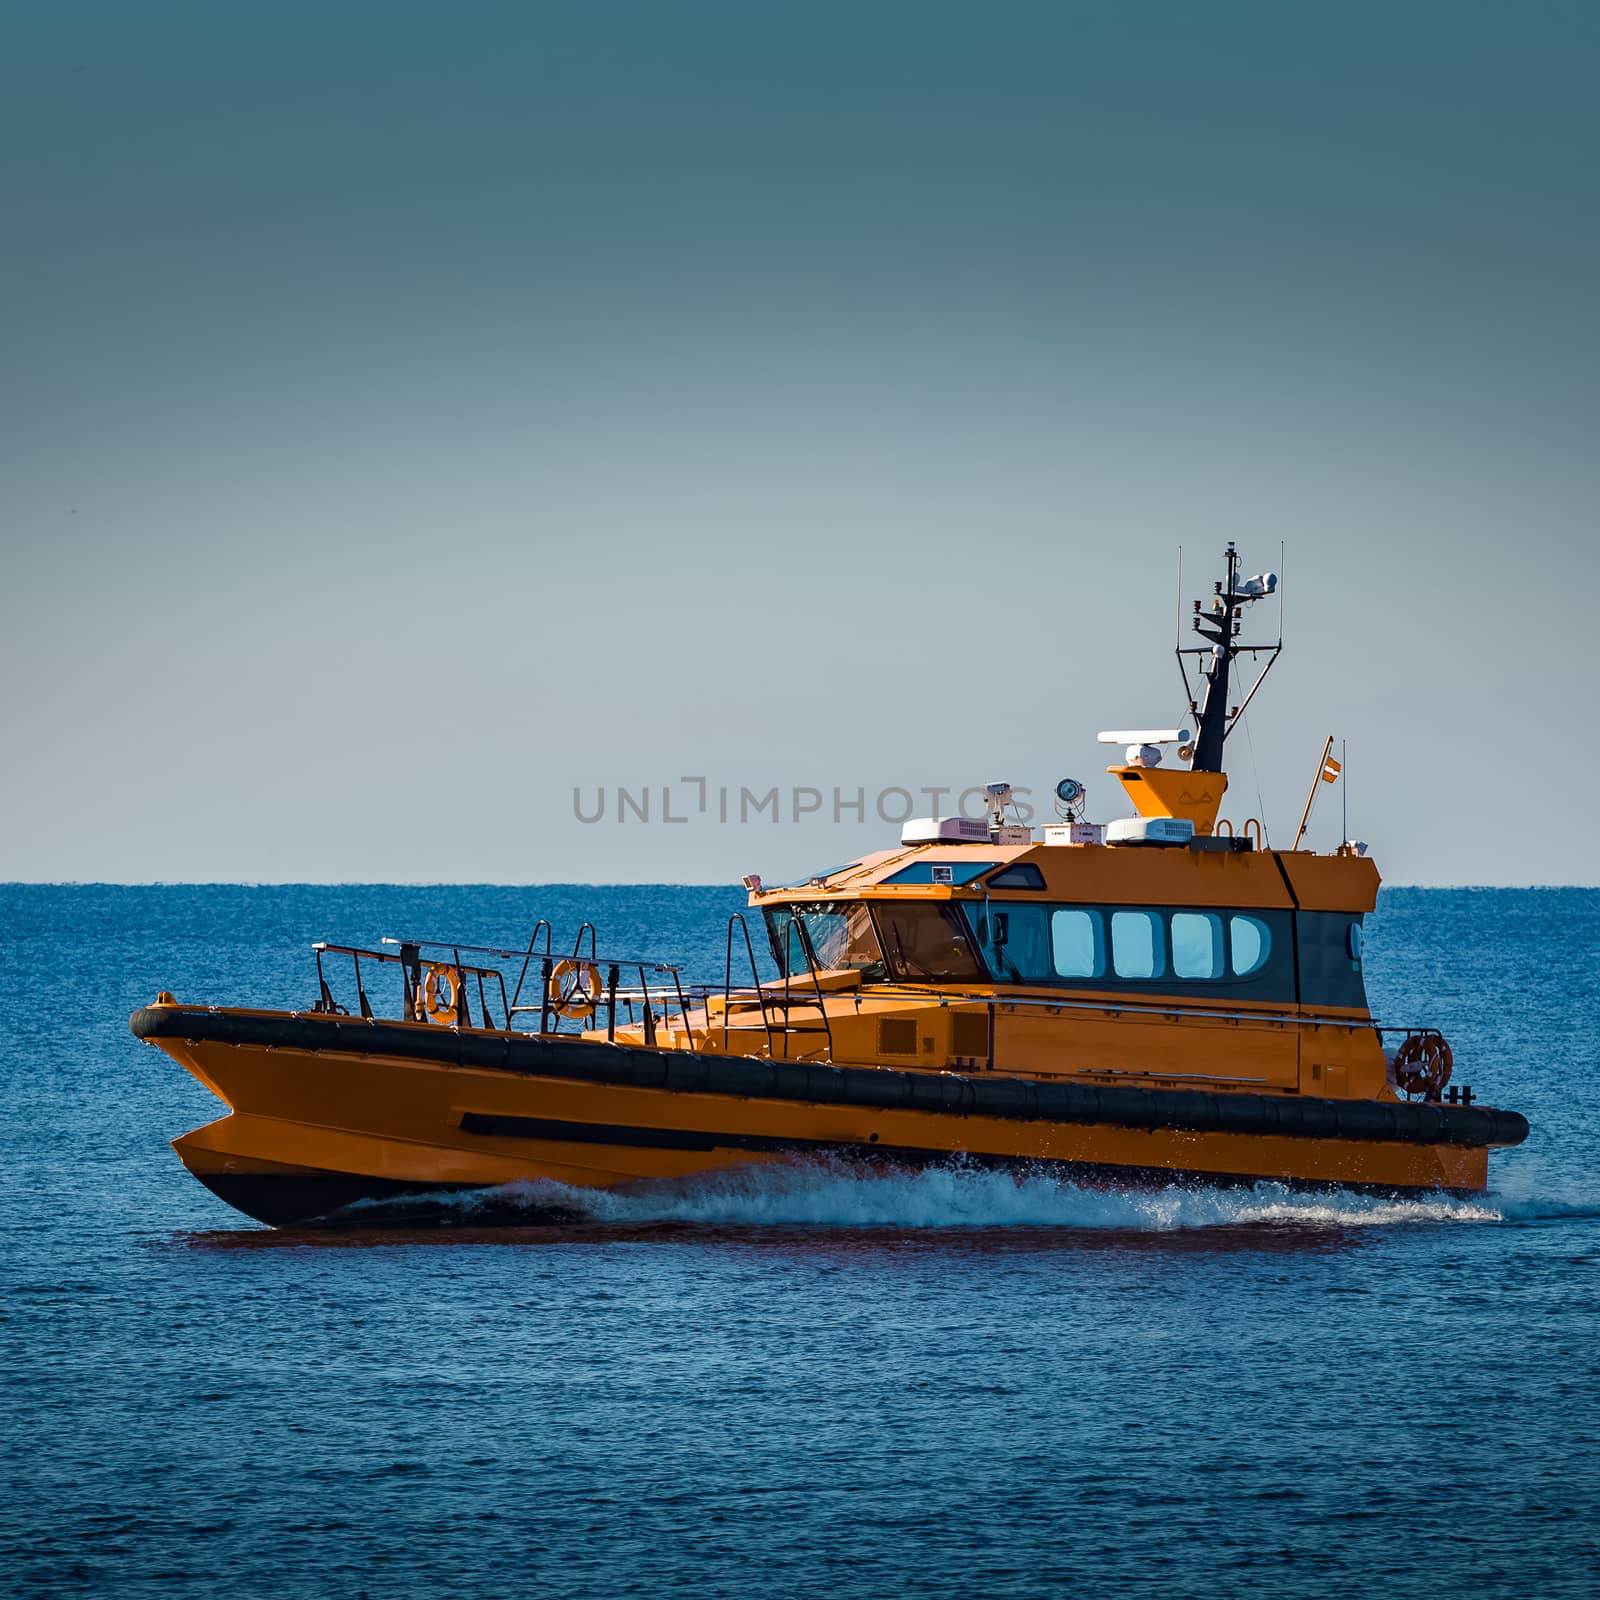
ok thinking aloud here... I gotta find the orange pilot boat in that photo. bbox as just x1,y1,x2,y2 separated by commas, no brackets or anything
131,546,1528,1226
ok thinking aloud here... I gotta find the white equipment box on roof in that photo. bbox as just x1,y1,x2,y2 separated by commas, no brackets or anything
1044,822,1106,847
1106,817,1195,846
901,816,991,845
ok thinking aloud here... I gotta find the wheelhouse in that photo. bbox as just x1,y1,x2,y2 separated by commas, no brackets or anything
757,839,1374,1015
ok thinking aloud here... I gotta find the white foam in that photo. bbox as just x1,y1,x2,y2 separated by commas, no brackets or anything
416,1160,1504,1231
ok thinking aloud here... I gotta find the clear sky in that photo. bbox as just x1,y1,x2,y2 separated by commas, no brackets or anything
4,0,1596,885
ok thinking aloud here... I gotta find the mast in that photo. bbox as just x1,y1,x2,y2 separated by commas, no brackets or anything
1180,542,1281,774
1190,543,1240,773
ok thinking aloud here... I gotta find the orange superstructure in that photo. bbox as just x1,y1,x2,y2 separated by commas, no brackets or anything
131,546,1527,1226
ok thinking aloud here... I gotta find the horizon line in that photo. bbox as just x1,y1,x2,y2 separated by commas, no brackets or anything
2,880,1597,892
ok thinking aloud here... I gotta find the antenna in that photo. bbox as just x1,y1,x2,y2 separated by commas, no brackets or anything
1175,544,1183,647
1341,737,1348,843
1173,544,1200,719
1278,539,1286,645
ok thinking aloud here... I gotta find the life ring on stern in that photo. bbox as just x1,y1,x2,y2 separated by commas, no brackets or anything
547,958,603,1022
1390,1033,1453,1098
421,963,462,1026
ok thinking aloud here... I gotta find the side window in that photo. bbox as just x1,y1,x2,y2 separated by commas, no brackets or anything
985,862,1046,891
1229,914,1272,977
1171,911,1225,980
1295,910,1369,1008
1111,910,1165,979
973,904,1054,981
1051,908,1105,978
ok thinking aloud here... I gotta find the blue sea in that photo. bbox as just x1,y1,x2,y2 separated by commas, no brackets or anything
2,885,1597,1599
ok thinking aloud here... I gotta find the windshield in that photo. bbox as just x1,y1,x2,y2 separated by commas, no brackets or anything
874,902,986,982
764,902,886,980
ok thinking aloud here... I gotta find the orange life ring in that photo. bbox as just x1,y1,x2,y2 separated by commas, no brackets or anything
421,963,461,1026
547,958,602,1022
1390,1033,1453,1098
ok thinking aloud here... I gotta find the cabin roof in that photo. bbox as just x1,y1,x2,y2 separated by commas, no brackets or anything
752,840,1380,914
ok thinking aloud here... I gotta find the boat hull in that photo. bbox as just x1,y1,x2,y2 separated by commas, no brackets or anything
132,1005,1529,1228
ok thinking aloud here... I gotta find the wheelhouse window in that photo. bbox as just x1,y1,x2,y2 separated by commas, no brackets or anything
875,902,986,981
970,904,1108,981
959,901,1292,995
969,904,1053,981
1294,910,1369,1009
1050,908,1105,978
1229,914,1272,977
880,860,998,886
1171,911,1225,980
764,902,885,980
984,862,1046,891
1110,910,1165,979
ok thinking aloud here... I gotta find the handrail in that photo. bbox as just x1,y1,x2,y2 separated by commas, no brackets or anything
508,983,742,1010
382,931,689,969
602,962,693,1045
861,981,1386,1031
383,924,697,1042
722,913,776,1056
506,921,553,1022
314,942,506,980
352,947,373,1019
778,914,835,1062
312,946,341,1014
312,943,511,1028
666,967,693,1036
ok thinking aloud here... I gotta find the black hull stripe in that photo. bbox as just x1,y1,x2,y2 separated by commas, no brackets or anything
461,1110,911,1156
131,1007,1529,1151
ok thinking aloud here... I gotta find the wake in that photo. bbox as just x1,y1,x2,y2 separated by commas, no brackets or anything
394,1160,1519,1231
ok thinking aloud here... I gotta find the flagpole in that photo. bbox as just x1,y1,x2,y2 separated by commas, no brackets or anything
1341,738,1348,844
1293,734,1335,851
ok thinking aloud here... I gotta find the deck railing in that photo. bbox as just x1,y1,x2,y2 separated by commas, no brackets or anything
307,911,836,1061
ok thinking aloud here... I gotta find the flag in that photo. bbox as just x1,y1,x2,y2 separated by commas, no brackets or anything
1321,755,1342,784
